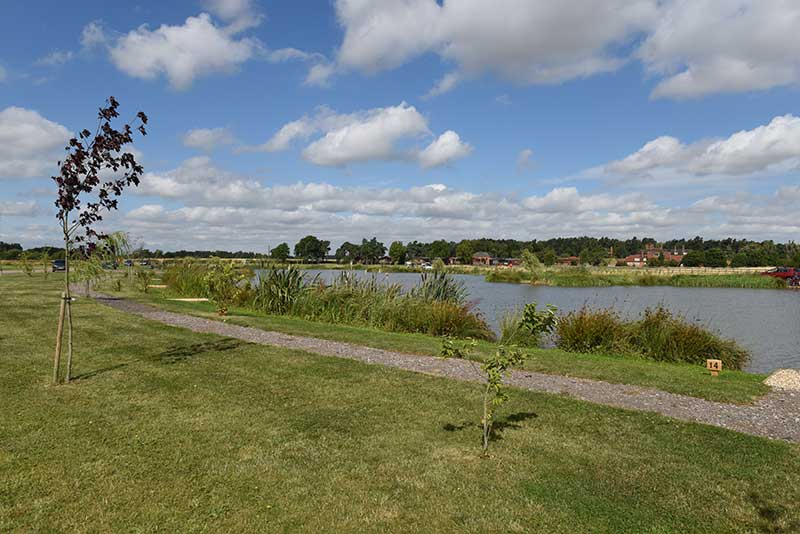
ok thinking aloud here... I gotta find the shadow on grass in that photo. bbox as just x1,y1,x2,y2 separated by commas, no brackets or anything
443,411,538,442
749,492,800,533
72,363,129,381
154,339,245,364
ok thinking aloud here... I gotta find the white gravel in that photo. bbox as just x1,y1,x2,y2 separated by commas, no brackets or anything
765,369,800,391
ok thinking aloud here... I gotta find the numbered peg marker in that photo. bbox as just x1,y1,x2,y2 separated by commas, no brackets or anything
706,359,722,377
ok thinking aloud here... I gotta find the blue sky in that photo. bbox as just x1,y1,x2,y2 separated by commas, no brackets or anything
1,0,799,251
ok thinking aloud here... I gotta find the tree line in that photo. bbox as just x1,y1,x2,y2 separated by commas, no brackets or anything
4,235,799,267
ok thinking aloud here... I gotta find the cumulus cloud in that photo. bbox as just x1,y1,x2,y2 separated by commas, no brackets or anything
117,155,800,250
418,130,472,168
640,0,800,99
108,13,261,90
606,115,800,179
182,127,235,152
251,103,470,168
334,0,658,84
332,0,800,100
0,107,71,179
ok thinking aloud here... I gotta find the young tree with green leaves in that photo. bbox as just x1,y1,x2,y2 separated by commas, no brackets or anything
440,338,528,454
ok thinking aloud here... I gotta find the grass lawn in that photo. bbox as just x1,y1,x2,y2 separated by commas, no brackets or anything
2,274,797,532
115,283,769,404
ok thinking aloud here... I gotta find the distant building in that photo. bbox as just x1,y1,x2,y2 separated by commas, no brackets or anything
472,251,495,266
624,244,687,267
556,256,580,266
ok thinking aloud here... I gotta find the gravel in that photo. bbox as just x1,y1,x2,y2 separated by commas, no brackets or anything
84,291,800,443
765,369,800,391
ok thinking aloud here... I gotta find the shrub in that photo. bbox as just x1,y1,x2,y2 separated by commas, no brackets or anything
163,260,207,297
135,269,155,293
556,307,626,354
556,305,750,369
203,260,243,315
411,272,468,305
252,267,309,314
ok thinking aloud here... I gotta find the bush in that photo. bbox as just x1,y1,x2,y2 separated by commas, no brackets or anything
499,310,539,346
252,267,309,314
163,260,207,297
203,260,244,315
556,306,750,369
411,272,468,305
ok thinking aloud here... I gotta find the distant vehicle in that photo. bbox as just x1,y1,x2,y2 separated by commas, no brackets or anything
102,261,118,270
139,259,150,266
422,262,433,270
761,267,798,280
123,259,134,267
52,259,66,272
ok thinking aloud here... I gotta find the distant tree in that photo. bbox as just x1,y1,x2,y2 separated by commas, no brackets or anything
294,235,330,262
51,96,147,384
455,241,474,264
704,248,727,268
271,242,290,263
541,248,557,266
335,241,361,263
360,237,386,264
388,241,407,264
428,240,453,260
681,250,706,267
578,248,590,266
521,250,544,282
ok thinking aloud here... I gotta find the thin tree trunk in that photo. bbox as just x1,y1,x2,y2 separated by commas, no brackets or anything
63,220,74,383
53,291,66,384
482,383,491,453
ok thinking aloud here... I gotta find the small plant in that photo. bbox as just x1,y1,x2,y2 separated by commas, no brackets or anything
440,337,527,455
20,252,34,276
412,271,467,304
135,269,155,293
204,260,243,315
41,251,51,280
252,267,307,314
520,301,558,339
111,278,123,292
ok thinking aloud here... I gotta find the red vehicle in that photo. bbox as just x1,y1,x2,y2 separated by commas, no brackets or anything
761,267,798,279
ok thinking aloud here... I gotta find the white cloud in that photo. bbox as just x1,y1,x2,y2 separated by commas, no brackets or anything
0,107,71,179
640,0,800,99
108,13,261,90
423,71,460,99
517,148,533,169
304,62,336,87
303,103,429,166
606,115,800,179
418,130,472,168
182,127,235,152
117,156,800,250
201,0,263,33
251,103,469,168
81,21,107,48
0,201,42,217
36,50,74,66
334,0,658,83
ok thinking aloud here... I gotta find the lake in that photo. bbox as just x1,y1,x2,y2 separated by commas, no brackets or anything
301,269,800,374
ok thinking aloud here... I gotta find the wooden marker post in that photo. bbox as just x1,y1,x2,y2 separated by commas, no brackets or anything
706,359,722,377
53,292,66,384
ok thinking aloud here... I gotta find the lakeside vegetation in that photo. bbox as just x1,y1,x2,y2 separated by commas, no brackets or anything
2,274,797,531
75,266,767,403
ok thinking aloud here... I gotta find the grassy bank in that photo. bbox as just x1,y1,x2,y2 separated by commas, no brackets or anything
1,274,799,532
108,281,769,404
486,268,787,289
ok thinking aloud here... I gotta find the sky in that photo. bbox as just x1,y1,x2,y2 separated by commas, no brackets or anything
1,0,799,252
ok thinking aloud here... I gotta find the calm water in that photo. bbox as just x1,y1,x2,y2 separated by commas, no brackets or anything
302,269,800,374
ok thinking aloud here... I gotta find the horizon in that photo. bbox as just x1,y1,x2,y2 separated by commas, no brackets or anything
2,1,800,250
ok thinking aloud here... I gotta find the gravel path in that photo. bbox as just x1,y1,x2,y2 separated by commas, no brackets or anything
85,292,800,443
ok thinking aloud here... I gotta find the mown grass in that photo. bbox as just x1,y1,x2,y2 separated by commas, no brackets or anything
1,274,799,532
107,281,770,404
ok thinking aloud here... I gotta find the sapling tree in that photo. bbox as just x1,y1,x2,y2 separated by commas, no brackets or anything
204,259,244,315
520,301,558,342
51,97,147,384
20,252,34,276
440,337,527,454
40,250,51,280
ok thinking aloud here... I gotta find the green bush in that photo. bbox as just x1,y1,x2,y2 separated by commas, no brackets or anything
252,267,309,314
163,260,208,297
411,271,468,304
556,306,750,370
